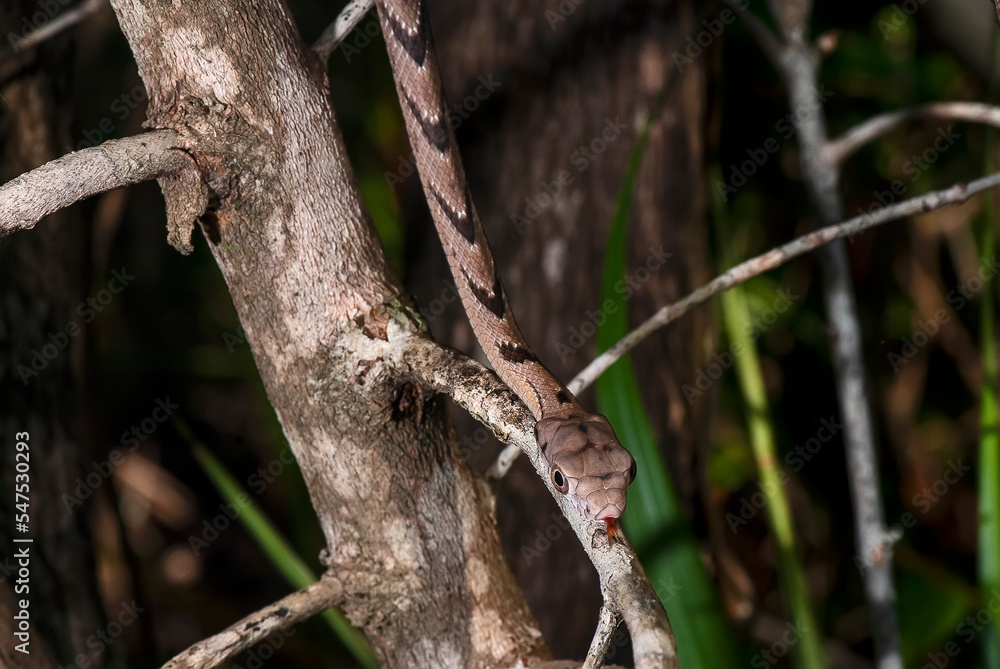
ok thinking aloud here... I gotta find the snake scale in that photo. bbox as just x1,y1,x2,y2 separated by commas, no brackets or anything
374,0,636,536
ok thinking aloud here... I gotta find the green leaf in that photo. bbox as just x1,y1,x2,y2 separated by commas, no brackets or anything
595,101,740,669
711,161,827,669
978,30,1000,667
895,562,974,665
179,420,379,669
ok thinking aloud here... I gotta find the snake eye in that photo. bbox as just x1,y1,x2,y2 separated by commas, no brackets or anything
628,459,637,483
551,469,568,492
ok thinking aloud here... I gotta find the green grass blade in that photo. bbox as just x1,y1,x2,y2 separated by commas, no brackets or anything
179,421,379,668
710,164,827,669
979,28,1000,666
594,106,740,669
978,165,1000,669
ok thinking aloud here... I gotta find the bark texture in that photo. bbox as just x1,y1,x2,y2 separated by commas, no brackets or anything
105,0,546,665
0,3,118,666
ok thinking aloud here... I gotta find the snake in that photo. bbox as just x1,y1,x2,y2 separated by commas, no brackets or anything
373,0,637,538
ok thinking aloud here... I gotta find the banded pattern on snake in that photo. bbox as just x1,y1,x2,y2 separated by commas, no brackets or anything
374,0,636,535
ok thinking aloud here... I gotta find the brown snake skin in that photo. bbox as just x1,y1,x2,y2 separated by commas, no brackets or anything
375,0,636,531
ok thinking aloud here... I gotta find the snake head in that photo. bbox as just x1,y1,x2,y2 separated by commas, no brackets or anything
535,412,637,524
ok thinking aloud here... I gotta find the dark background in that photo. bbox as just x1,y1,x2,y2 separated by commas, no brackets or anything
0,0,997,667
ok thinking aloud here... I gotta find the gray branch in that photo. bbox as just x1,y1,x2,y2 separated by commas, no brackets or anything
398,335,678,669
487,171,1000,482
160,575,346,669
313,0,375,61
1,0,106,59
827,101,1000,165
0,130,196,235
742,3,904,666
582,605,622,669
567,172,1000,394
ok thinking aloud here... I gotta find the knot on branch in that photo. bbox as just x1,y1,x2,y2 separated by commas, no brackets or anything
158,149,210,254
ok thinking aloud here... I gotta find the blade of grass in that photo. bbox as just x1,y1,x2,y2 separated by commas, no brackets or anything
978,139,1000,669
979,29,1000,668
176,419,379,669
710,164,828,669
594,94,740,668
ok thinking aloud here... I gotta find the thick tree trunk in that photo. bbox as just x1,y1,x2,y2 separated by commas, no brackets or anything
105,0,546,665
0,3,118,666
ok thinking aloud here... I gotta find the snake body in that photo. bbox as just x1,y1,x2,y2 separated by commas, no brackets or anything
374,0,636,531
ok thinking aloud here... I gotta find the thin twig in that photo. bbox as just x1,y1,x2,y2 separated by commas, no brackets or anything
160,575,346,669
582,605,622,669
568,171,1000,394
3,0,106,59
485,442,520,480
0,130,189,235
485,171,1000,481
722,0,784,68
313,0,375,61
827,102,1000,165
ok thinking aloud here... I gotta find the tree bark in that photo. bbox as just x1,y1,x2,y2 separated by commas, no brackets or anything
0,3,119,666
104,0,546,665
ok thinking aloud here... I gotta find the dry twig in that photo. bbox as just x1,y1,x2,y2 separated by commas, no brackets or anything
160,575,346,669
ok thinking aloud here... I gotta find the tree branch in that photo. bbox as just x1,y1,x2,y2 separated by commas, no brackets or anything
568,171,1000,394
735,4,903,666
95,0,549,662
723,0,784,68
1,0,106,59
0,130,202,236
313,0,374,61
582,605,621,669
393,334,678,669
826,102,1000,165
160,575,346,669
491,171,1000,502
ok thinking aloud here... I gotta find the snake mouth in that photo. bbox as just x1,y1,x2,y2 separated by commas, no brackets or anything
592,503,624,521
